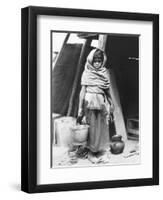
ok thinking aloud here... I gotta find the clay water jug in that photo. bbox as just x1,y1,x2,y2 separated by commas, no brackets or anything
110,135,125,154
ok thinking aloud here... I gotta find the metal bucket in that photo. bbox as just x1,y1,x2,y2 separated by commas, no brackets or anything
70,125,89,143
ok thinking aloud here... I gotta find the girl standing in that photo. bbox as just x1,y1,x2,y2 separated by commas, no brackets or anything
77,48,114,163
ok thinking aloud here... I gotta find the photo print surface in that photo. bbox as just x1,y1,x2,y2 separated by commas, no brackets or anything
51,31,140,168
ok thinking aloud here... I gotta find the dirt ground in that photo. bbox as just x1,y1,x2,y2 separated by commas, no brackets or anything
52,139,140,168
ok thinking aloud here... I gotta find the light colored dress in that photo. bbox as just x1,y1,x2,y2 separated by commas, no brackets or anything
84,86,110,152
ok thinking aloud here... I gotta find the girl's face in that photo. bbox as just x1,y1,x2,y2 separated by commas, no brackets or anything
92,57,103,69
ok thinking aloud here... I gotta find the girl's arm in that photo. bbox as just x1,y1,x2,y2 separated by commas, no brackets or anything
105,88,114,113
78,85,86,116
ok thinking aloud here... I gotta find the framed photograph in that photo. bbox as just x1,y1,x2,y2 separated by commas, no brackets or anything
21,6,159,193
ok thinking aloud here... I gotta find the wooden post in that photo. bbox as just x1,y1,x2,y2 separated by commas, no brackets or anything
67,39,91,116
109,69,127,141
98,34,108,51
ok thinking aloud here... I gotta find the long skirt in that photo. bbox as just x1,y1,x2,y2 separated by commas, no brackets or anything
85,109,110,152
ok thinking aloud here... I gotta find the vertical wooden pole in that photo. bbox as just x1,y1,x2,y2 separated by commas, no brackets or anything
109,69,127,141
98,34,108,51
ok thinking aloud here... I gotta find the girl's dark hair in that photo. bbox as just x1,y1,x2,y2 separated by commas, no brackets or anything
93,49,104,61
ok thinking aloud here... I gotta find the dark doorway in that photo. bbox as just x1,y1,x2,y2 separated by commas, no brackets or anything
105,35,139,126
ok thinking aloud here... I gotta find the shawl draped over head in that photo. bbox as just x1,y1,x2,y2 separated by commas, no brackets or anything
81,48,110,90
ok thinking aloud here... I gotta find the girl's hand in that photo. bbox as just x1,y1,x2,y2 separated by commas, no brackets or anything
110,102,115,114
76,116,83,124
109,112,114,122
77,108,83,124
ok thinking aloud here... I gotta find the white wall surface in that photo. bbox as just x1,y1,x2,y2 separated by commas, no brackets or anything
0,0,162,199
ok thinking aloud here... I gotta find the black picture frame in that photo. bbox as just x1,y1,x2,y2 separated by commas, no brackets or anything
21,6,159,193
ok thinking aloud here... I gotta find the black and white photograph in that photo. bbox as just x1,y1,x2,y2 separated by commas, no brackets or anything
51,31,140,168
20,6,159,193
